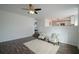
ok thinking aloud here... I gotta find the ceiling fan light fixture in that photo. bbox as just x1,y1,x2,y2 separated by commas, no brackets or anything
22,4,42,14
29,10,34,14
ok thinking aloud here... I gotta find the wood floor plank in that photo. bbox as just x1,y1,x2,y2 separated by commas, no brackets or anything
0,36,79,54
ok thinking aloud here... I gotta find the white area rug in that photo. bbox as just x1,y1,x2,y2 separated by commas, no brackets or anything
24,39,59,54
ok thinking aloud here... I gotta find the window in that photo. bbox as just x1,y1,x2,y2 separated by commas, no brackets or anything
45,15,78,27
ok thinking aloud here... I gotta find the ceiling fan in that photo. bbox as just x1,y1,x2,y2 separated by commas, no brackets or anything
22,4,41,14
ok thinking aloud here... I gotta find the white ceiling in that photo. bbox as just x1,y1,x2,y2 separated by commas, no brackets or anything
0,4,78,19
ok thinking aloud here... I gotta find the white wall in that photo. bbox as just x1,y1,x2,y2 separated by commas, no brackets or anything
77,6,79,49
0,12,3,41
37,8,78,46
0,10,35,42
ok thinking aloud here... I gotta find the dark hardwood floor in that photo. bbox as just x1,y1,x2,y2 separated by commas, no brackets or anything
0,36,79,54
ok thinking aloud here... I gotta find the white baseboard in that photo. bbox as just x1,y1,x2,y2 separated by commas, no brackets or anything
0,35,32,43
59,41,77,47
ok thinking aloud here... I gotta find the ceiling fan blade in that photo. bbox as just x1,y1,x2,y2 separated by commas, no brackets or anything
35,11,38,14
35,8,41,11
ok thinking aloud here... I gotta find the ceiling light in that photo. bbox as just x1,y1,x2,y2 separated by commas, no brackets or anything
29,10,34,14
